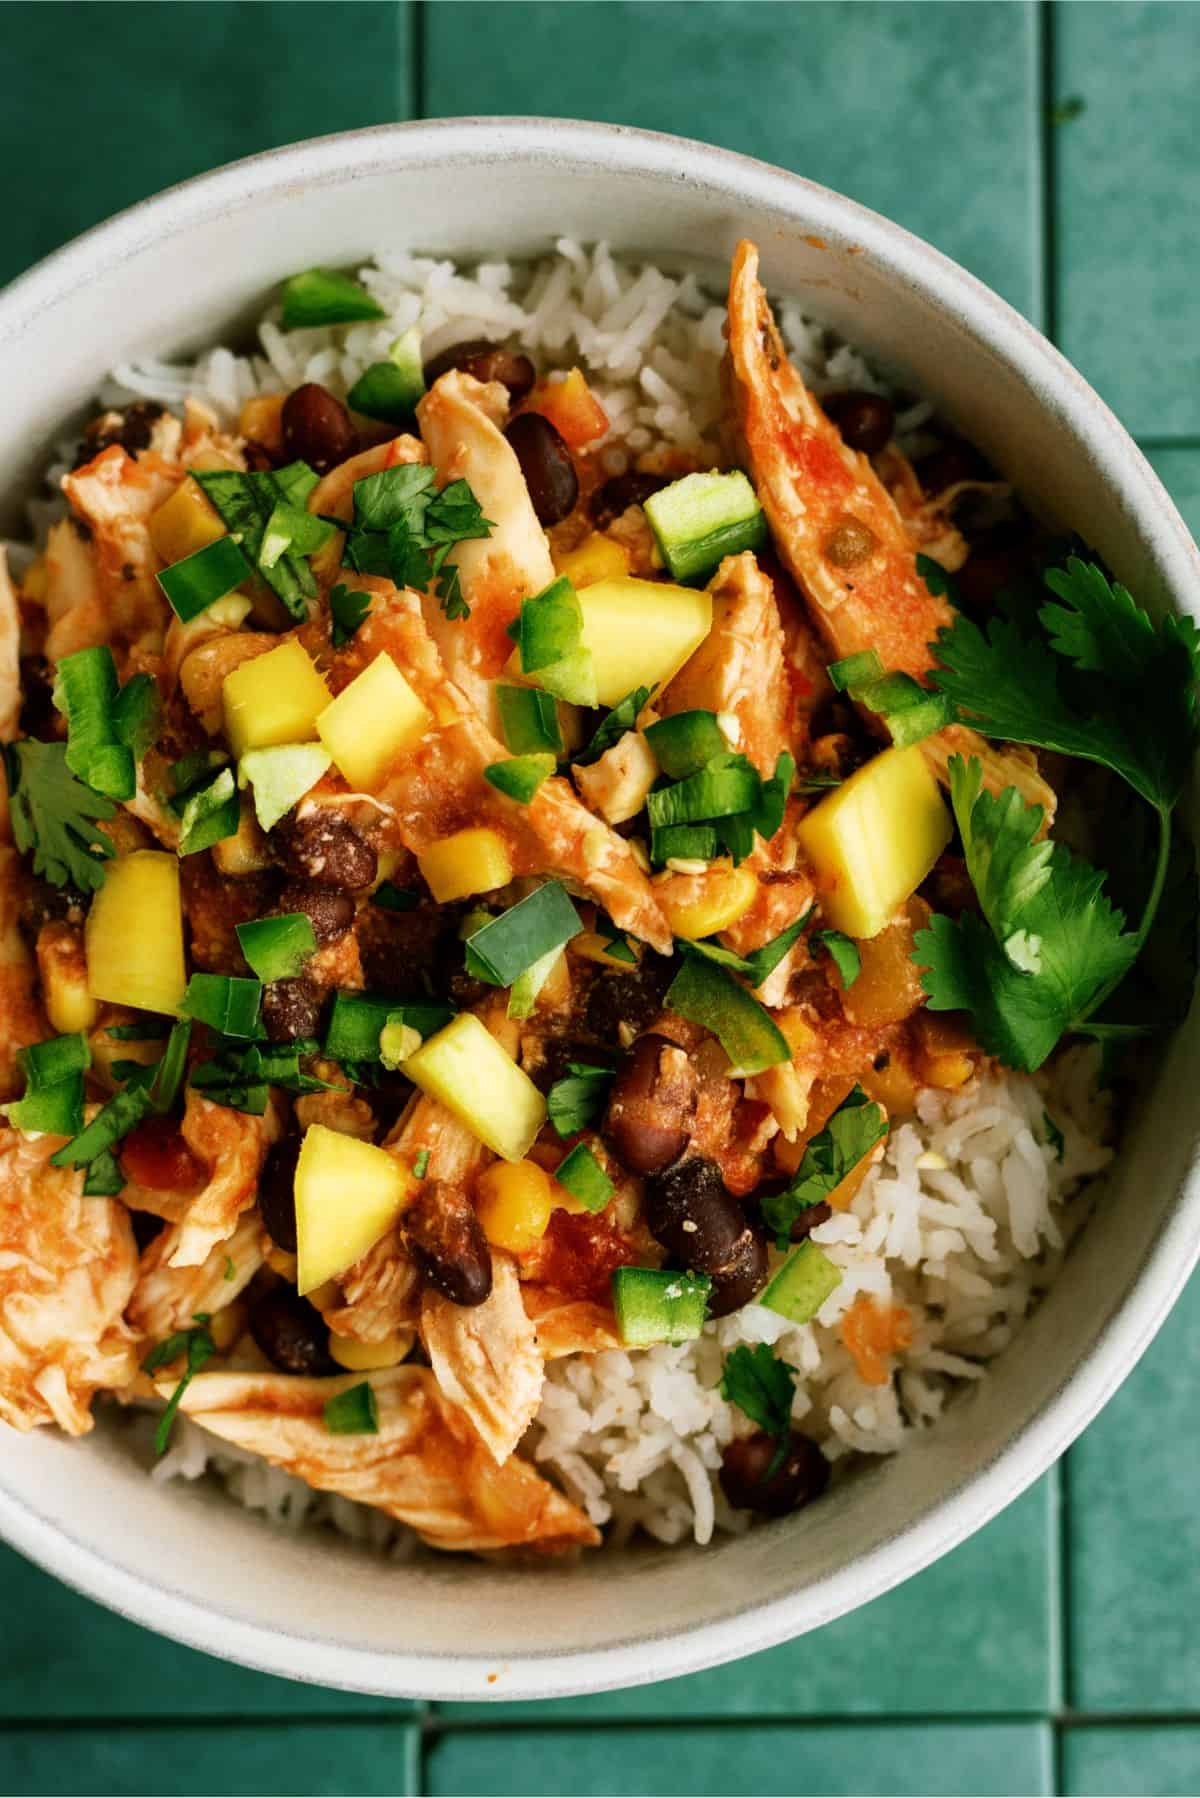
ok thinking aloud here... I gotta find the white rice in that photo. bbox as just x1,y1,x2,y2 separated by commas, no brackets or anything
102,243,1108,1550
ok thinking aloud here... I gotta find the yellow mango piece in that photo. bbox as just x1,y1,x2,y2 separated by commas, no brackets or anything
221,638,331,757
578,577,712,706
85,851,187,1015
418,827,514,903
317,652,431,790
554,532,631,588
238,392,286,456
657,861,758,940
148,479,226,567
295,1123,414,1296
404,1014,547,1162
796,745,952,939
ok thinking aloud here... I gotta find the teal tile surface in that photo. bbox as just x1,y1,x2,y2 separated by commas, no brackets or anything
1146,448,1200,543
1065,1273,1200,1712
0,1545,414,1720
437,1478,1053,1721
1054,2,1200,435
424,1,1042,315
427,1722,1053,1797
0,1722,420,1798
0,1,411,288
1063,1726,1200,1798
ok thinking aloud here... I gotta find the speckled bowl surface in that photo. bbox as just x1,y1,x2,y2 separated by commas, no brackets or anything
1,118,1197,1701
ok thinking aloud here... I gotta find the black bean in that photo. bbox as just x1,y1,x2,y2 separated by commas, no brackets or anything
258,1133,302,1251
644,1157,745,1275
719,1430,831,1517
916,438,992,497
602,1032,696,1176
406,1190,493,1307
276,880,355,947
588,468,668,528
423,338,536,402
706,1226,769,1316
823,389,895,456
73,400,164,467
261,976,326,1045
505,411,579,525
585,956,676,1043
281,382,358,474
248,1283,335,1376
130,1210,166,1253
750,1184,832,1244
273,810,377,891
17,656,59,740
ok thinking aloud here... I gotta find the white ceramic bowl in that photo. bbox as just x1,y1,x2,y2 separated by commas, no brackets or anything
2,118,1198,1702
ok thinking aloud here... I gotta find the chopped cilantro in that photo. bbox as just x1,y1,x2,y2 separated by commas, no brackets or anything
143,1314,215,1454
720,1344,796,1473
761,1085,887,1246
345,465,493,622
547,1061,613,1138
329,582,372,648
575,685,653,766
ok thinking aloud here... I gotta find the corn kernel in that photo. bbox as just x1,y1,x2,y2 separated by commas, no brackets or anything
209,1302,246,1353
22,555,47,601
418,827,514,903
37,923,99,1034
238,392,286,456
554,532,631,588
148,479,226,567
329,1329,414,1371
476,1160,554,1253
307,1279,341,1311
264,1245,299,1281
657,861,758,940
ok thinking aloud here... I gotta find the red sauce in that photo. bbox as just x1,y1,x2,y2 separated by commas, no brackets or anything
537,1210,636,1306
120,1117,205,1193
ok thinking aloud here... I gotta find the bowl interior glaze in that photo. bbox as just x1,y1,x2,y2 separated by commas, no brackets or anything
2,119,1198,1701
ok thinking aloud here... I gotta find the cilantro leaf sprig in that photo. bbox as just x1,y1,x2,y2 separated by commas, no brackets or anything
546,1061,613,1138
344,465,493,621
3,740,116,892
761,1085,887,1246
917,558,1199,1069
720,1344,797,1475
143,1314,215,1454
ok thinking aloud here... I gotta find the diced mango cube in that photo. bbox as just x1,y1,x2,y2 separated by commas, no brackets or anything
578,577,712,706
295,1123,414,1295
418,827,514,903
148,479,227,567
221,638,331,757
317,652,431,790
85,851,187,1015
404,1013,547,1162
554,532,631,588
796,745,952,939
238,392,286,456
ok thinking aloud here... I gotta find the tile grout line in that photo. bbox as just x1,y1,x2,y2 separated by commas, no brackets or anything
410,0,427,120
1034,0,1059,346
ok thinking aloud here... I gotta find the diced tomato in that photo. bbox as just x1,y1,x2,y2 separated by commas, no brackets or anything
525,369,609,450
120,1117,205,1193
536,1209,633,1305
840,1294,913,1385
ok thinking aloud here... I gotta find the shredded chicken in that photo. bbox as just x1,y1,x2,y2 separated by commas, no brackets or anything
421,1254,544,1464
341,582,672,951
164,1366,599,1553
724,239,1056,822
127,1210,265,1344
168,1091,281,1269
0,550,20,742
0,1130,138,1432
0,844,48,1101
416,370,556,733
522,1286,621,1357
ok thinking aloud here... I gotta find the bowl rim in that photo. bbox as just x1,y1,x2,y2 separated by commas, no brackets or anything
3,114,1200,1702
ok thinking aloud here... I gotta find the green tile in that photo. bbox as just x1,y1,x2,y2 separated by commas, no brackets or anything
436,1478,1053,1721
0,1,411,289
0,1545,414,1718
1066,1274,1200,1710
1055,2,1200,434
1063,1726,1200,1798
0,1721,419,1798
427,1722,1053,1797
423,1,1040,315
1145,447,1200,544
